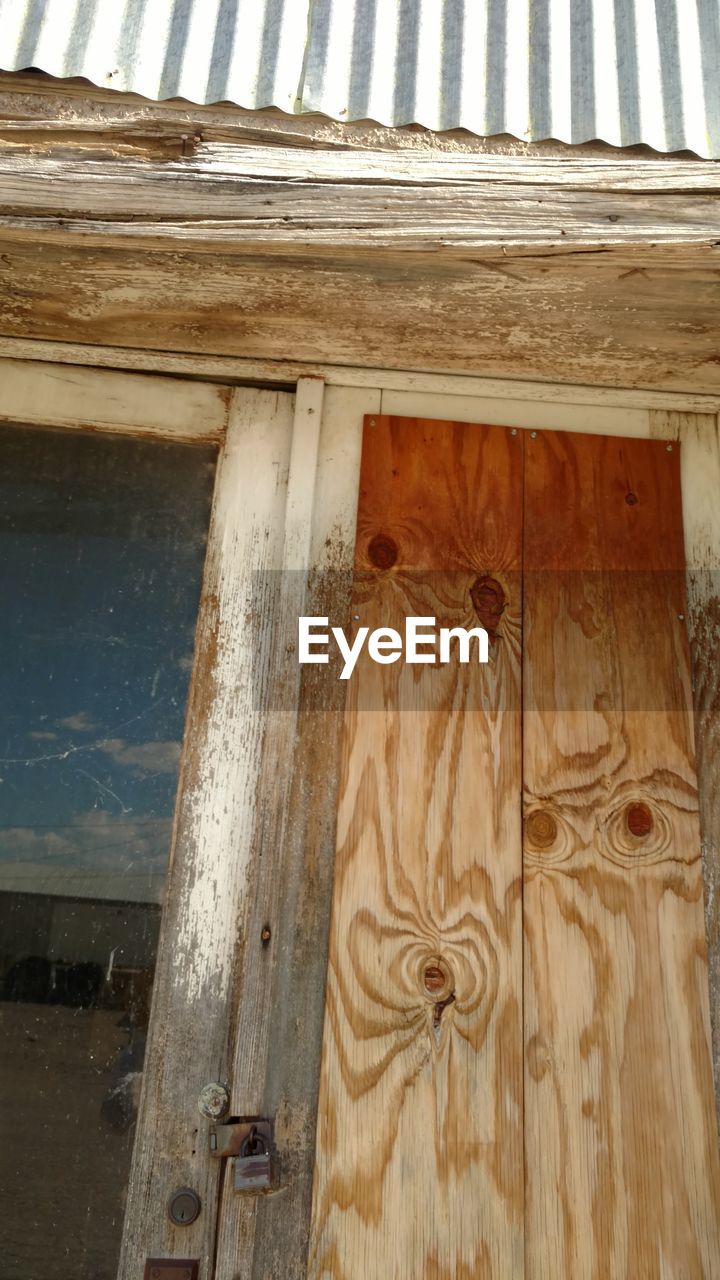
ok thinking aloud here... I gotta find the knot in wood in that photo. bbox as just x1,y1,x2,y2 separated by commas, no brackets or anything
526,809,558,850
470,575,506,635
625,491,639,505
367,533,398,569
626,802,653,838
419,956,454,1004
423,965,446,994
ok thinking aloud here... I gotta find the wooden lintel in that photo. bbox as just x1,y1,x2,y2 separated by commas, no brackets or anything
0,146,717,255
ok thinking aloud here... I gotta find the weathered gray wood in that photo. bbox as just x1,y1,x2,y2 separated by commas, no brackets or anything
2,338,720,413
0,79,719,400
118,388,295,1279
0,147,717,252
650,410,720,1131
0,237,718,396
0,70,710,166
212,386,380,1280
0,356,228,441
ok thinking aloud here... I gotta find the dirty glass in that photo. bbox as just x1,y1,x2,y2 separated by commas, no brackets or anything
0,423,216,1279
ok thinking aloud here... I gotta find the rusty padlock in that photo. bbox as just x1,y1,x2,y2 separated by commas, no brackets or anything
234,1124,272,1192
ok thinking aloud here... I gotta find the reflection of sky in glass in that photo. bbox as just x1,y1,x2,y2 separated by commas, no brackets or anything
0,423,216,904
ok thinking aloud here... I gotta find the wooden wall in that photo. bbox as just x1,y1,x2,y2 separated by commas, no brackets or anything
0,76,719,397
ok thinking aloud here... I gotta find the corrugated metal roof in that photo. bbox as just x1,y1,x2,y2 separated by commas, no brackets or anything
0,0,718,157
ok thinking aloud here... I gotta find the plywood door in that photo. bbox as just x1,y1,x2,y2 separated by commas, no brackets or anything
309,419,720,1279
523,431,720,1278
308,417,524,1278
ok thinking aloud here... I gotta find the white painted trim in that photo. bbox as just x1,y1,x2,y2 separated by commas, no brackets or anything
380,390,650,438
119,385,296,1275
310,385,383,570
283,377,325,572
0,356,229,441
0,339,719,414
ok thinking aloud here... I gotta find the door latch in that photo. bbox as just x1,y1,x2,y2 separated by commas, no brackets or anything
209,1117,273,1192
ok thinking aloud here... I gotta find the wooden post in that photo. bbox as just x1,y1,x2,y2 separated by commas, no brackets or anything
118,388,294,1277
213,385,381,1280
651,409,720,1125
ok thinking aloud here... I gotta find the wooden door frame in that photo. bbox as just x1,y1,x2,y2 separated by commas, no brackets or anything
2,356,718,1276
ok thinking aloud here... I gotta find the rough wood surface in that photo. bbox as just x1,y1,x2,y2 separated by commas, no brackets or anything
211,384,380,1280
0,80,719,400
3,340,720,413
523,430,720,1277
0,72,709,162
0,355,229,441
0,143,718,252
118,388,295,1279
309,416,524,1279
651,410,720,1130
0,239,719,396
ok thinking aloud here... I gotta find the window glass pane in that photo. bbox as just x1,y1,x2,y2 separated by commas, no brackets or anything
0,422,216,1279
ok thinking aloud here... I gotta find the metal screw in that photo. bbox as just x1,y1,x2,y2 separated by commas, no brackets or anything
530,431,537,438
369,418,377,427
353,614,360,621
666,443,673,452
511,428,518,436
678,613,685,621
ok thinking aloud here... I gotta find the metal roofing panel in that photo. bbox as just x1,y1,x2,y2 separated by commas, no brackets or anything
0,0,718,157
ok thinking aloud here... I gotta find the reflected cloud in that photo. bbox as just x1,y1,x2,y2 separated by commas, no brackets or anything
58,711,98,733
97,739,182,774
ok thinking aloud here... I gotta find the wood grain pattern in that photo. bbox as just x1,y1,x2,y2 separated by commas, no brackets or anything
1,78,720,402
212,385,381,1280
651,409,720,1130
1,238,719,399
309,417,524,1278
0,356,228,441
523,431,720,1278
1,145,719,251
3,344,719,413
118,389,294,1279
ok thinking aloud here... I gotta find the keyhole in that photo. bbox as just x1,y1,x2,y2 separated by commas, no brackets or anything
168,1187,201,1226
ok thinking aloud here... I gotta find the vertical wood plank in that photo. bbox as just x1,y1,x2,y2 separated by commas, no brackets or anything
214,385,381,1280
523,430,720,1278
651,409,720,1122
309,416,525,1279
118,388,295,1278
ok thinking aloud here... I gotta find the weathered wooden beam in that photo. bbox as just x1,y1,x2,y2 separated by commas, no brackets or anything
0,238,718,395
0,146,717,253
0,71,708,166
2,339,720,413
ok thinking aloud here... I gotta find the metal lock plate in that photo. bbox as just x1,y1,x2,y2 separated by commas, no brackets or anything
209,1117,272,1159
209,1116,274,1193
144,1262,198,1280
